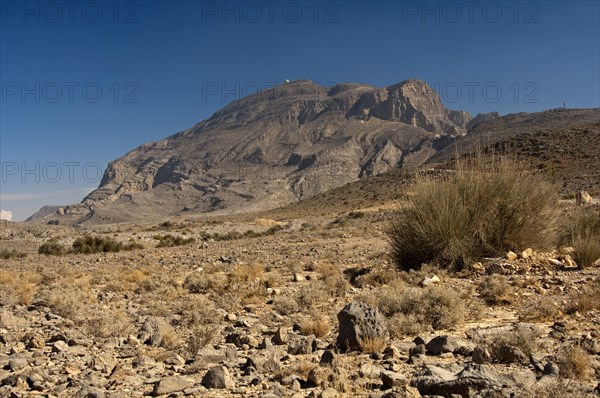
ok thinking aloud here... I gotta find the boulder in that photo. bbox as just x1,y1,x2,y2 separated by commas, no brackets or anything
202,366,233,389
337,301,389,351
153,376,193,396
425,336,459,356
139,317,171,347
575,190,593,206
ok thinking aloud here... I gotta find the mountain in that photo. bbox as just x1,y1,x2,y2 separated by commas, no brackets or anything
61,79,471,224
25,205,66,222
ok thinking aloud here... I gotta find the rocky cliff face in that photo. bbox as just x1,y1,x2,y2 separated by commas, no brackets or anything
78,79,471,223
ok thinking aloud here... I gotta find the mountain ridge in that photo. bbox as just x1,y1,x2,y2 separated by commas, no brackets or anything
60,79,471,224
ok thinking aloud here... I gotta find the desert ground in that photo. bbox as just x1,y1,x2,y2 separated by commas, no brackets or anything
1,188,599,398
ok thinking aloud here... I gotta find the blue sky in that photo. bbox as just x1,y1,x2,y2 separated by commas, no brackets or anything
1,0,599,221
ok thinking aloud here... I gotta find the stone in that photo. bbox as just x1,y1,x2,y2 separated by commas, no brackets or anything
320,350,335,366
308,366,331,387
320,387,339,398
272,327,288,345
543,362,560,376
381,371,407,389
497,345,528,365
337,301,389,351
287,335,316,355
409,344,426,357
197,346,237,364
246,352,282,373
139,317,170,347
425,336,459,356
202,366,233,389
8,356,28,371
359,363,382,378
520,248,534,260
413,363,530,397
52,340,69,353
153,376,193,396
422,275,441,286
506,251,518,261
575,190,593,206
472,345,492,364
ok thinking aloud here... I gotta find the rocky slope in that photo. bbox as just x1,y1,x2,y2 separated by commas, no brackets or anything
2,210,599,397
61,79,471,224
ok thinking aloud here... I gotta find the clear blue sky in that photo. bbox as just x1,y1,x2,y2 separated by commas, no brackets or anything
1,0,599,221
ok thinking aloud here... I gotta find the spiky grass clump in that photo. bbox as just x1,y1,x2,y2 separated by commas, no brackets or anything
389,153,559,270
563,208,600,268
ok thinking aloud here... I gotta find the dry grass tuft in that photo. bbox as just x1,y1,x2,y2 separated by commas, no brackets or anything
561,207,600,268
359,336,388,353
477,275,514,305
518,296,560,322
364,283,473,337
298,314,331,338
557,345,592,380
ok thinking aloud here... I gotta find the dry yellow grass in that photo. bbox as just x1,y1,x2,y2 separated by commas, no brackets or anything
298,314,331,338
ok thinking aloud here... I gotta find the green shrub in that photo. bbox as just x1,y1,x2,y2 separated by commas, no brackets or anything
389,154,559,270
0,249,27,259
154,234,196,248
72,235,122,253
38,242,67,256
562,208,600,268
39,235,142,255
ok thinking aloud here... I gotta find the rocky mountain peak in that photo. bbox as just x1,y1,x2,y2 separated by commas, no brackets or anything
74,78,473,223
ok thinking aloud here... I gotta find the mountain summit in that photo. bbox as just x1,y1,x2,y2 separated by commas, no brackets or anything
72,79,472,222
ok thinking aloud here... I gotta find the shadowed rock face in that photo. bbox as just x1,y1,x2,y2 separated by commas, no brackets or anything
77,79,470,223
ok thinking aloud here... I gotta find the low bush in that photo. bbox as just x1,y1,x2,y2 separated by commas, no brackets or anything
38,241,67,256
477,275,514,305
154,234,195,248
0,249,27,259
370,284,471,336
389,153,559,270
561,208,600,268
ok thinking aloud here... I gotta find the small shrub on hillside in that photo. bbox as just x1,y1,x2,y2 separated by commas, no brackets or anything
566,277,600,314
38,241,67,256
561,208,600,268
298,314,331,338
487,324,540,359
477,275,514,305
0,249,27,259
372,284,470,336
389,153,559,270
154,234,195,248
557,345,592,380
518,296,560,322
40,236,141,255
273,296,299,315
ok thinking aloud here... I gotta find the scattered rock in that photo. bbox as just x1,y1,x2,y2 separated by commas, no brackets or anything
320,349,335,366
287,335,316,355
425,336,459,356
139,317,170,347
272,327,288,345
153,376,193,396
575,190,593,206
381,371,407,389
202,366,233,389
337,301,389,351
472,345,492,364
497,345,528,365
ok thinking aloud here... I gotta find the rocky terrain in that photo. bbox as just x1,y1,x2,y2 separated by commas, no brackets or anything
1,197,599,397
